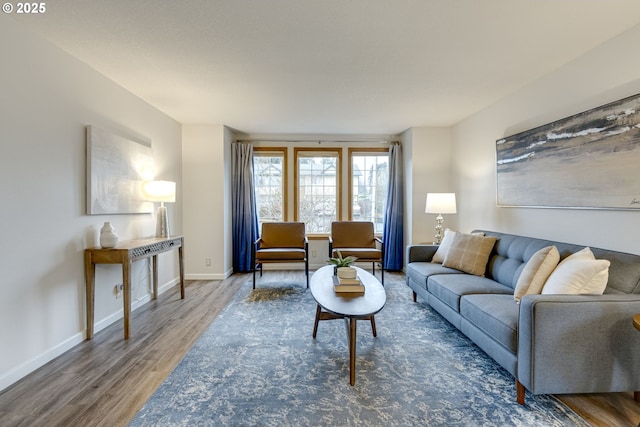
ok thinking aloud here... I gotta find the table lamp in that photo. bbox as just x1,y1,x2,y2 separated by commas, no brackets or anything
425,193,457,244
143,180,176,237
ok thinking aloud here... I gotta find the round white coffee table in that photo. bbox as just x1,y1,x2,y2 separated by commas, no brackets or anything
310,265,386,385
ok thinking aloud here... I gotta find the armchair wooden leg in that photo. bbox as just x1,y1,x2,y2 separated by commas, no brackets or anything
634,391,640,402
516,380,526,405
412,291,417,302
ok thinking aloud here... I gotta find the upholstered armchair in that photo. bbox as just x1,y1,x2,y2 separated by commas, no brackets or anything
252,222,309,289
329,221,384,284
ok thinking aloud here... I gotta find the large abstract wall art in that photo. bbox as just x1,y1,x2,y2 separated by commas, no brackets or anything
86,125,154,215
496,93,640,209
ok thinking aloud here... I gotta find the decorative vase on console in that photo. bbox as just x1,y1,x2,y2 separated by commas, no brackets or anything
100,221,118,248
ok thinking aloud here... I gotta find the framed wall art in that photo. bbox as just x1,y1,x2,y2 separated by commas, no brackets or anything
86,125,154,215
496,93,640,209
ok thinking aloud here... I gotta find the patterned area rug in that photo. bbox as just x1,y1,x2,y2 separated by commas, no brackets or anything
130,272,588,427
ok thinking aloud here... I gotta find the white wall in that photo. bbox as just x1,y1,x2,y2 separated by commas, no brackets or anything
401,127,454,245
182,125,233,279
0,19,182,391
452,24,640,254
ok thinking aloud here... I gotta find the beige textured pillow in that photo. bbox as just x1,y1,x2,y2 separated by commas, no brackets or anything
541,256,610,295
513,246,560,303
431,229,456,263
442,233,497,276
432,230,485,264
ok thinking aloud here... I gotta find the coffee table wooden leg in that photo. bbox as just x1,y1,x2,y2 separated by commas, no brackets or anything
370,315,377,337
349,317,357,386
313,304,321,338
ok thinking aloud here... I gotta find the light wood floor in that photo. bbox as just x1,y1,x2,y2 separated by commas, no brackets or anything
0,273,638,427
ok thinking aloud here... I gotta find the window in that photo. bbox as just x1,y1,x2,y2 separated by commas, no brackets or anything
294,148,341,234
350,149,389,233
252,145,389,235
254,148,287,228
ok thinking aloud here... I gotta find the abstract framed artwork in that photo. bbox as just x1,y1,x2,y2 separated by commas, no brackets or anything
86,125,154,214
496,93,640,209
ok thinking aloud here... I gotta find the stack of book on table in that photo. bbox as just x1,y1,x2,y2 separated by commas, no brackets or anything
333,275,365,295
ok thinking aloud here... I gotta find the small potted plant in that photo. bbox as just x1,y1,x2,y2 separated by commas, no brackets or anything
327,251,358,277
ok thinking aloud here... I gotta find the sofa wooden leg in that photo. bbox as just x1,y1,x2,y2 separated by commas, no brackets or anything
412,291,417,302
516,380,525,405
634,391,640,402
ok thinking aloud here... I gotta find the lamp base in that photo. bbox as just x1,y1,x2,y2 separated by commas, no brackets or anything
434,214,444,244
156,205,170,238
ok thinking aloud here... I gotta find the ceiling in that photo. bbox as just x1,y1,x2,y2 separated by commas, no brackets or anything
12,0,640,135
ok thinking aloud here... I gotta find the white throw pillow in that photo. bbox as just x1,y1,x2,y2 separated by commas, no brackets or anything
563,246,595,261
513,246,560,303
541,248,610,295
431,229,456,263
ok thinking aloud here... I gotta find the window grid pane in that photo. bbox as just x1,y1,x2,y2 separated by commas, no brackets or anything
298,154,338,233
352,154,389,233
254,154,284,227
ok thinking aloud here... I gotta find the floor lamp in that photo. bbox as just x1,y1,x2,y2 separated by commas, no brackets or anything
143,180,176,238
425,193,457,244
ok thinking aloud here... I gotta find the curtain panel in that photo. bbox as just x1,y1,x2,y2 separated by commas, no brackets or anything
231,142,259,272
382,143,404,270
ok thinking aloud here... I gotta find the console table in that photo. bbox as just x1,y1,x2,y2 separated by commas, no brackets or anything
84,236,184,340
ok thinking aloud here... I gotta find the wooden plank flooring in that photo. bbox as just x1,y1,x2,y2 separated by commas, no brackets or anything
0,272,638,426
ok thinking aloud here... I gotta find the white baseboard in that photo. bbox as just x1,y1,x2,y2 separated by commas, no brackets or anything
186,267,233,281
0,331,85,393
0,277,180,394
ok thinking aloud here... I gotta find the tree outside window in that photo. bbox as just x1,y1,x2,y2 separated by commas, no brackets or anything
350,151,388,233
254,149,286,228
295,149,341,233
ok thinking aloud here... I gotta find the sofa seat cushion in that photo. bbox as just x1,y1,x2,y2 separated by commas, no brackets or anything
427,274,513,313
460,294,519,353
406,262,460,290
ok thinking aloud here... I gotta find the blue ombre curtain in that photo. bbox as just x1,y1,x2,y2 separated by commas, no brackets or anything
382,142,404,271
232,142,259,272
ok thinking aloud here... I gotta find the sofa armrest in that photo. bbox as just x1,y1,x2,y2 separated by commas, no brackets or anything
406,244,438,263
518,294,640,395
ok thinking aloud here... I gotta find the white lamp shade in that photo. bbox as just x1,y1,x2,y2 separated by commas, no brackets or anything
143,180,176,203
425,193,456,214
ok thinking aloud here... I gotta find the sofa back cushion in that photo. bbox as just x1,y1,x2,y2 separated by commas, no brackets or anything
474,230,640,295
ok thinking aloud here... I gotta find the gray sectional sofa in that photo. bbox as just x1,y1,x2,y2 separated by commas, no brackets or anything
405,230,640,404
